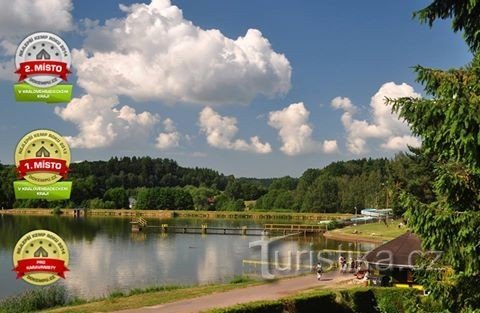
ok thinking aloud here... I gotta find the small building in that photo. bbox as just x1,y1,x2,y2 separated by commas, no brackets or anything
364,231,422,287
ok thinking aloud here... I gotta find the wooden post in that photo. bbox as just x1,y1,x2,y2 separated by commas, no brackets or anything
132,223,140,232
242,226,247,235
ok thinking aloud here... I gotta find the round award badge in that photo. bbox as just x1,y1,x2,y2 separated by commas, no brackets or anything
14,32,71,88
15,130,71,186
12,230,69,286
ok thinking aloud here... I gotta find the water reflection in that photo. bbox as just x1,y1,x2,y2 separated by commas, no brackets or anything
0,215,376,300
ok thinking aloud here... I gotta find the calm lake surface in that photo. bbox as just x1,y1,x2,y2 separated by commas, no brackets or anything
0,214,376,300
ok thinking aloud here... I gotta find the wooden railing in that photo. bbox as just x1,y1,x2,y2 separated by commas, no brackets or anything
263,224,325,233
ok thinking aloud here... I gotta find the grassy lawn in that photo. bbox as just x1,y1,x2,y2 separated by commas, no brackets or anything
329,219,407,241
42,281,262,313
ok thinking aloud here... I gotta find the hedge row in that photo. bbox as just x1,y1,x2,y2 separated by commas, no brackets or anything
207,300,284,313
207,288,420,313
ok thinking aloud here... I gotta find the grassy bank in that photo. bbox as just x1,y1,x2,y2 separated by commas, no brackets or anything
0,277,260,313
324,219,407,243
205,287,423,313
42,277,260,313
0,208,352,222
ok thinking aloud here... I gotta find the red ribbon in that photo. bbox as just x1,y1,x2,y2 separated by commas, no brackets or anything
15,60,71,81
13,258,69,279
17,158,69,178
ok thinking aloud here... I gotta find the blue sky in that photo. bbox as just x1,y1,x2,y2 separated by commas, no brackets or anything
0,0,472,177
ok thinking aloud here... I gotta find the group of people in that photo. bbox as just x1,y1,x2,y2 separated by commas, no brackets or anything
313,255,367,281
338,255,363,274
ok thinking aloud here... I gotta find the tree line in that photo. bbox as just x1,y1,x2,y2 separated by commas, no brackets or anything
0,153,434,214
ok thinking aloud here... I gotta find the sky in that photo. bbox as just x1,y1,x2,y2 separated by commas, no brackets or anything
0,0,472,178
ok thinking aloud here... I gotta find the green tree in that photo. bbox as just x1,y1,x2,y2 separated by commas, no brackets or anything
214,194,245,211
172,188,194,210
301,175,339,213
387,1,480,310
414,0,480,53
134,187,151,210
186,186,217,210
103,187,129,209
269,176,297,191
255,189,297,211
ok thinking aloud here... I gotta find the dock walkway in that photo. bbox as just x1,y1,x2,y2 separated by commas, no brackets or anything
131,219,327,236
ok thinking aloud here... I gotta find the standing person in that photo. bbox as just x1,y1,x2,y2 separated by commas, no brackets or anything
316,262,323,281
340,255,346,273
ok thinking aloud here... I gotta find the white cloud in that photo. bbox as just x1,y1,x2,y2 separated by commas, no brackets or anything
0,0,73,80
54,95,160,148
268,102,337,155
73,0,291,105
331,96,356,113
53,0,290,150
198,107,271,154
381,136,421,150
332,82,421,154
323,140,339,154
156,118,181,150
0,0,73,55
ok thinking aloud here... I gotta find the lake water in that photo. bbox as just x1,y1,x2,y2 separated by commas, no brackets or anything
0,214,376,300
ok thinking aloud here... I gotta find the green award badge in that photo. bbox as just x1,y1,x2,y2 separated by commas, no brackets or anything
13,230,69,286
13,129,72,200
13,32,73,103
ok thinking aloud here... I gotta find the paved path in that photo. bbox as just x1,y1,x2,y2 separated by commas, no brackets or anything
115,272,352,313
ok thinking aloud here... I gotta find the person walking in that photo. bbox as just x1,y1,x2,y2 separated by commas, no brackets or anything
339,255,346,273
315,262,323,281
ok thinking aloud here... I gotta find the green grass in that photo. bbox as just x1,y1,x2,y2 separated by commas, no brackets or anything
0,285,68,313
329,219,407,241
229,275,256,284
42,281,262,313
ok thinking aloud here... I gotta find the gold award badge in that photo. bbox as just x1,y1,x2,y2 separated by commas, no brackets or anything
15,129,71,186
13,230,69,286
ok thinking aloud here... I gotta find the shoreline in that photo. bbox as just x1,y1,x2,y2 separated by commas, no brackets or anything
40,273,353,313
0,208,352,221
1,208,388,244
323,231,387,243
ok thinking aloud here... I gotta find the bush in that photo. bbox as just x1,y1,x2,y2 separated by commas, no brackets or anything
0,285,67,313
208,300,283,313
340,288,378,313
229,276,254,284
373,288,419,313
52,206,63,215
327,219,343,230
288,291,344,313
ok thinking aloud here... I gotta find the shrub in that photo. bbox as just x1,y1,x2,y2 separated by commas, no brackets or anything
52,206,63,215
0,285,67,313
373,288,419,313
327,219,343,230
229,276,254,284
128,285,183,295
340,288,378,313
208,300,283,313
288,291,344,313
108,290,125,299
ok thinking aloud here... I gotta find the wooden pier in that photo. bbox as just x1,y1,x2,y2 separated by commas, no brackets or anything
131,219,327,236
263,224,326,234
131,218,264,235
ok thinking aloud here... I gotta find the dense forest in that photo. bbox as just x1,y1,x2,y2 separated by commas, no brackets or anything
0,150,435,215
